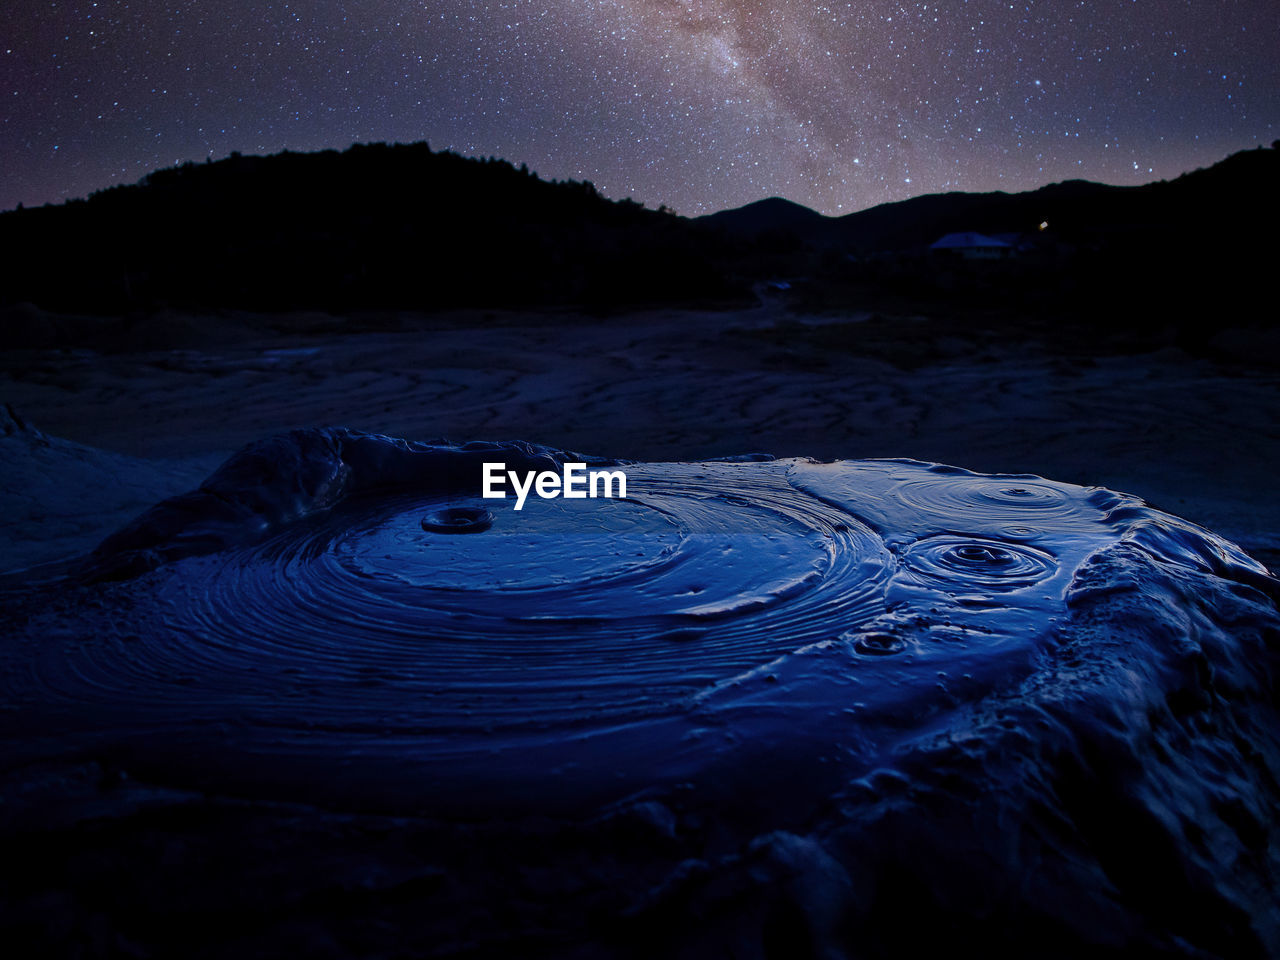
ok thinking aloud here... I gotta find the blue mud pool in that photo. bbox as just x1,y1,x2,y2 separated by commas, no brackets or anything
2,429,1278,958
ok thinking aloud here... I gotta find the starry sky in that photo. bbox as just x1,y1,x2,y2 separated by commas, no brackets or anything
2,1,1277,216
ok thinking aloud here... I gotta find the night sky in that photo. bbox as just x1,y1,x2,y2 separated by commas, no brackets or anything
3,1,1277,216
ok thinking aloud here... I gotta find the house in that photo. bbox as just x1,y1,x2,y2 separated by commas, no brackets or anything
929,232,1015,260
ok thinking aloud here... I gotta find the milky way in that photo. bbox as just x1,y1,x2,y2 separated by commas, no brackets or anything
2,1,1277,216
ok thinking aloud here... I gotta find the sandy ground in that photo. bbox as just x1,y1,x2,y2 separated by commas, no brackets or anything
2,302,1277,574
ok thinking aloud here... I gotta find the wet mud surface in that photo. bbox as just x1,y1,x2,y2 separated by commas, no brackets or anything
2,430,1278,957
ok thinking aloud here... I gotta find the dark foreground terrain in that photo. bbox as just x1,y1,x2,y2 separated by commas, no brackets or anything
1,298,1278,959
1,142,1278,959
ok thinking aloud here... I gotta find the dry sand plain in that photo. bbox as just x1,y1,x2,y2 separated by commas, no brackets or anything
2,301,1277,575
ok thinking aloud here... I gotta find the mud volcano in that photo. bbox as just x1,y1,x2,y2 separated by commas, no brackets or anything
2,429,1279,958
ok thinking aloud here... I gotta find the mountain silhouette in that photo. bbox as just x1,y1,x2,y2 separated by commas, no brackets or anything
0,142,742,312
700,143,1279,255
700,196,830,235
0,140,1275,317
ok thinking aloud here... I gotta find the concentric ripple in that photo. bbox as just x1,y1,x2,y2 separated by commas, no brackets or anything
7,434,1271,816
420,505,494,533
897,474,1075,518
900,535,1057,590
787,458,1121,567
26,461,892,754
